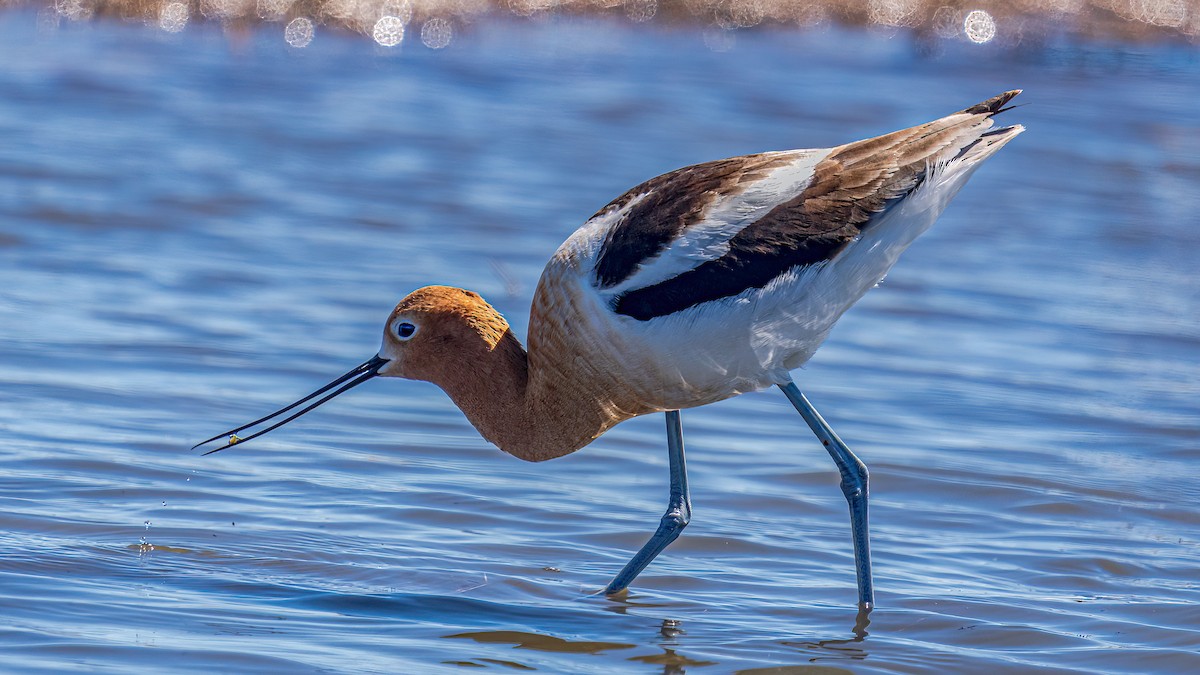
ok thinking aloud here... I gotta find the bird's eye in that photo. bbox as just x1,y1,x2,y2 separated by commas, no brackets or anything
395,321,417,340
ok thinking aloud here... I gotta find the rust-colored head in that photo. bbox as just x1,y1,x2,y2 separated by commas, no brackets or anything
378,285,518,383
192,285,526,456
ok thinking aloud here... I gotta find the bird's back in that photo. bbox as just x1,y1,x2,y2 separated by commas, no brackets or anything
532,92,1024,412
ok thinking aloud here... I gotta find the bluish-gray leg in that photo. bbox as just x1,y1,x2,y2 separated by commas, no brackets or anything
779,381,875,609
604,410,691,596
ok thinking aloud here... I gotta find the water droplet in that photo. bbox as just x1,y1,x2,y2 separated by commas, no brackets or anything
139,520,154,554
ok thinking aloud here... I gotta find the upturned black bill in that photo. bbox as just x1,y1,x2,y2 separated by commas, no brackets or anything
192,355,389,456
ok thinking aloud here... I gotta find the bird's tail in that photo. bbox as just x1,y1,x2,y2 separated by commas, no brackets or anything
890,90,1024,226
940,91,1025,181
960,89,1022,116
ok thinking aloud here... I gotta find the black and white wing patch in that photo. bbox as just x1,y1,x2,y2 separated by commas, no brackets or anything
591,90,1021,321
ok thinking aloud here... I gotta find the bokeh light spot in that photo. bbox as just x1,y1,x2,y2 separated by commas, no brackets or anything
420,18,453,49
158,2,189,33
624,0,656,23
963,9,996,43
256,0,292,21
1131,0,1187,28
284,16,314,47
54,0,93,21
381,0,413,24
868,0,919,27
373,15,405,47
932,6,960,38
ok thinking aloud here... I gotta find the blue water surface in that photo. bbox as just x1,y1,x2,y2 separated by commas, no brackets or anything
0,13,1198,674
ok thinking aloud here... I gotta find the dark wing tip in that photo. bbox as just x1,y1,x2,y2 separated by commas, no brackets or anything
961,90,1022,116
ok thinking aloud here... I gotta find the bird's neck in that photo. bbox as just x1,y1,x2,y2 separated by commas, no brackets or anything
433,327,633,462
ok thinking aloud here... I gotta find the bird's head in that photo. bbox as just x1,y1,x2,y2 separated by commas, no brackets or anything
377,285,514,383
193,285,516,455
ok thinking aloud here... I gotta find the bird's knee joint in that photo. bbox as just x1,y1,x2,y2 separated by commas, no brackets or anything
840,478,867,501
659,511,689,532
839,465,868,495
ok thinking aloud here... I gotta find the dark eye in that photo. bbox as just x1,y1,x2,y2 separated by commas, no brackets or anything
395,322,417,340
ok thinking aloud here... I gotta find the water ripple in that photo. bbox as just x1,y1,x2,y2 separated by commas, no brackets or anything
1,16,1198,675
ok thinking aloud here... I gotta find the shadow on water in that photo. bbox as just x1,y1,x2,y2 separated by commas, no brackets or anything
441,621,865,673
271,588,873,672
445,628,634,653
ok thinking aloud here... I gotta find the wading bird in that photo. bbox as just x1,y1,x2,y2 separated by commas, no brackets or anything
196,91,1023,609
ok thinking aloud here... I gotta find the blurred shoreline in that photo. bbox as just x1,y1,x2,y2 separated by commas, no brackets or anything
11,0,1200,47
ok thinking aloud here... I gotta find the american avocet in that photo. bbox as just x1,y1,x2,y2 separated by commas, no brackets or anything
196,91,1024,608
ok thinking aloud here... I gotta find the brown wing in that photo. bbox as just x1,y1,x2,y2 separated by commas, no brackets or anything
592,152,796,289
613,90,1021,321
